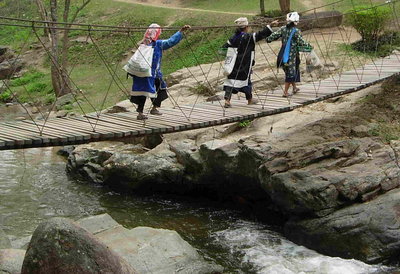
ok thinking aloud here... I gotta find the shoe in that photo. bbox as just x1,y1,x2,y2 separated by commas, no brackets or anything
224,103,232,108
150,108,162,115
293,88,300,94
282,93,289,98
137,113,148,120
248,98,259,105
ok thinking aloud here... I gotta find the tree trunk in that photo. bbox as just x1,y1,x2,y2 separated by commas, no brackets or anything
260,0,265,16
279,0,290,14
48,0,72,97
35,0,49,37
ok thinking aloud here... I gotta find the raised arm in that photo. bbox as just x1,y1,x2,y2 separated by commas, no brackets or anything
160,31,183,50
266,27,284,43
160,25,191,50
254,25,273,42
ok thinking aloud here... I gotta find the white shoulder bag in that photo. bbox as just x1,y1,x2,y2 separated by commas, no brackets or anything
123,44,154,77
223,47,238,76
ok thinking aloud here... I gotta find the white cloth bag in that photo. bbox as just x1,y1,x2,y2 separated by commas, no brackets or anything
305,50,323,73
223,47,238,76
123,44,154,77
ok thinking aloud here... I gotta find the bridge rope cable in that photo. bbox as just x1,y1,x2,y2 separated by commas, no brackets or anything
182,32,227,117
0,1,398,141
0,0,397,33
31,24,98,133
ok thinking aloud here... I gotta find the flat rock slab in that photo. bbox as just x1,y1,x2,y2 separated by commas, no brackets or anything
0,249,26,274
78,214,223,274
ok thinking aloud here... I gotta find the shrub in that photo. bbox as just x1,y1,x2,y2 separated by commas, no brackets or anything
264,9,283,18
0,90,12,103
190,83,216,96
347,5,391,42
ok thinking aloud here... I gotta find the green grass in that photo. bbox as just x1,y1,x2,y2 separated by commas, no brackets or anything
4,69,55,104
181,0,306,14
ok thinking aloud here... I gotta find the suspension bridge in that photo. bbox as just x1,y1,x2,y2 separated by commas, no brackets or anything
0,1,399,150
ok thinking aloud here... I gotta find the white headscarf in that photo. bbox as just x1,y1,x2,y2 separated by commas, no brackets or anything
286,12,300,25
234,17,249,27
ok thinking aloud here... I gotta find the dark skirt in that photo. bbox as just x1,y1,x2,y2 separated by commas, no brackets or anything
283,54,301,83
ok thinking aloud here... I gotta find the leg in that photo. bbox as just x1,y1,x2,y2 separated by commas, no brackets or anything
150,89,167,115
223,86,233,108
130,96,147,120
150,79,168,115
283,82,291,97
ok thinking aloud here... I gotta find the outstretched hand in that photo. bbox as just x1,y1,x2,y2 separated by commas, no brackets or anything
180,25,191,32
270,20,280,27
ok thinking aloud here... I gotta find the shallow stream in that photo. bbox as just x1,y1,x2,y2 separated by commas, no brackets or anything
0,147,396,273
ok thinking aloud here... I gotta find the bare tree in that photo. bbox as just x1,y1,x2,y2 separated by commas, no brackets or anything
260,0,265,16
35,0,91,97
279,0,290,14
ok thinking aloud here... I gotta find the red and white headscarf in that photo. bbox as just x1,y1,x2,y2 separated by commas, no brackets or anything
141,23,162,45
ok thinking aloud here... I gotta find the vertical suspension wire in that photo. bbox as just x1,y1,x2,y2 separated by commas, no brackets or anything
32,23,97,133
300,8,322,98
182,31,227,116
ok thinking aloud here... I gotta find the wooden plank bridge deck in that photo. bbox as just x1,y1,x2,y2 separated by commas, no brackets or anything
0,52,399,150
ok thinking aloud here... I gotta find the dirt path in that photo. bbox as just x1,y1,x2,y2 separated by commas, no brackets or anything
114,0,256,16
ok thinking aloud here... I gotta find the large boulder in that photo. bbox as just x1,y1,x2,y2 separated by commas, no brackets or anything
21,217,136,274
68,142,184,190
0,249,26,274
77,214,224,274
299,11,343,31
285,188,400,264
258,138,400,217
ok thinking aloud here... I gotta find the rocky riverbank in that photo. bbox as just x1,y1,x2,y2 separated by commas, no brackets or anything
66,75,400,264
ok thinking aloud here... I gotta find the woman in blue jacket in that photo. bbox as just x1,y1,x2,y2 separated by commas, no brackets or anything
130,23,190,120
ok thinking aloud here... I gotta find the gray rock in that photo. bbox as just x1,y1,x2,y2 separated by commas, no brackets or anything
105,105,130,114
285,188,400,264
0,229,11,249
57,145,75,157
0,249,26,274
21,217,136,274
55,110,68,118
14,117,26,121
0,58,24,80
299,11,343,30
258,138,400,217
351,125,370,137
55,93,74,110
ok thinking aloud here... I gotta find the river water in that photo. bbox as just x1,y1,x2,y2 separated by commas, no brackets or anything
0,147,395,273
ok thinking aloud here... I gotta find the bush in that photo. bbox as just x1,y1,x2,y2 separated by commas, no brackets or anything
0,90,12,103
264,9,283,18
190,83,216,96
347,5,391,42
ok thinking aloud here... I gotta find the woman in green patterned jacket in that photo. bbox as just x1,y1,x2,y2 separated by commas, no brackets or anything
266,12,312,97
